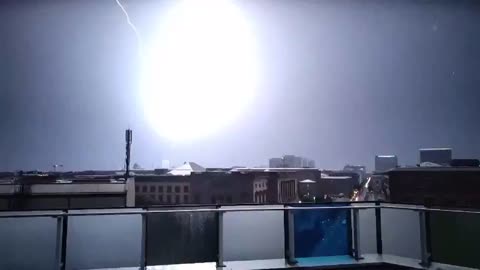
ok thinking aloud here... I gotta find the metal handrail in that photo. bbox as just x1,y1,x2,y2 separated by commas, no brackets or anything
2,202,479,270
0,205,378,218
382,205,480,215
1,203,480,218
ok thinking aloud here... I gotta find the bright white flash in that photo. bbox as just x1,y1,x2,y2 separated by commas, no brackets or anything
141,0,259,142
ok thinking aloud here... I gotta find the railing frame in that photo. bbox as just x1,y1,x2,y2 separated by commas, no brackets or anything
2,203,480,269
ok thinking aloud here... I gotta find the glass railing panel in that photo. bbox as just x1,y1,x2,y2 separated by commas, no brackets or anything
0,212,60,270
222,205,285,261
146,206,218,266
355,203,378,254
293,204,351,258
430,211,480,269
65,209,142,270
381,205,420,259
0,198,9,210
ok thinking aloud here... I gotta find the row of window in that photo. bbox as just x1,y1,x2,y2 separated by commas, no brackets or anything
255,193,267,203
147,194,189,204
136,185,189,193
254,182,267,189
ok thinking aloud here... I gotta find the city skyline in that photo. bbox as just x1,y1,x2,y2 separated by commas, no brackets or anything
1,0,480,171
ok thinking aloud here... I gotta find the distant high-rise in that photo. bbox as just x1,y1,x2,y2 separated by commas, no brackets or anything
283,155,306,168
268,155,315,168
269,158,284,168
375,155,398,172
307,159,316,168
283,155,299,168
419,148,452,166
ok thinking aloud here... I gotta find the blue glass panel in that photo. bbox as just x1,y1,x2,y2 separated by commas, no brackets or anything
294,204,350,257
146,207,217,265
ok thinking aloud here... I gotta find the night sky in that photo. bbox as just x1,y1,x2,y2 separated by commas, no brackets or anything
1,0,479,171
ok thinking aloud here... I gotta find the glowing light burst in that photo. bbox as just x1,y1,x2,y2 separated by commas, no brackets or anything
141,0,258,142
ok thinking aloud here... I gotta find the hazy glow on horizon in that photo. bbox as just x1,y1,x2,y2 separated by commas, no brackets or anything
141,0,258,142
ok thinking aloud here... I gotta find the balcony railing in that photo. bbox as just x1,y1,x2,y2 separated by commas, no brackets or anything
0,202,479,270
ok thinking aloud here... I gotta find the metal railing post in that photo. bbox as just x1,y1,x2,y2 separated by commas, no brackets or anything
287,209,297,265
140,212,147,270
54,215,63,270
375,201,383,255
352,208,362,260
419,210,431,267
216,210,225,268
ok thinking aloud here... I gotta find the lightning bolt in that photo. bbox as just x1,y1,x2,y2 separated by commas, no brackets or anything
114,0,144,57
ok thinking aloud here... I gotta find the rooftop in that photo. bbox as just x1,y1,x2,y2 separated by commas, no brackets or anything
419,148,452,151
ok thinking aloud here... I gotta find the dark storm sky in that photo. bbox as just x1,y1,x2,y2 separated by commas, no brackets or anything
1,0,479,171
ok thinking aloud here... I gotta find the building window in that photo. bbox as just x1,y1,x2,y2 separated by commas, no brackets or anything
184,195,189,203
184,185,189,193
135,186,139,192
211,196,216,204
175,186,180,193
158,186,163,192
142,186,147,193
226,195,232,204
150,186,156,192
175,195,180,203
166,195,171,204
150,194,155,200
167,186,172,193
158,195,163,202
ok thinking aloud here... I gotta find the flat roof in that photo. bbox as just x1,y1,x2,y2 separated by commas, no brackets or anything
419,148,452,151
387,167,480,172
322,176,352,180
231,168,319,173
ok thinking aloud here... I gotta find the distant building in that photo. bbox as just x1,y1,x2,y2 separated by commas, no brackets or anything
419,148,452,166
168,162,206,176
135,171,256,205
301,158,316,168
0,174,134,210
375,155,398,172
135,178,191,205
343,165,366,183
283,155,302,168
231,167,321,203
269,158,284,168
307,159,316,168
318,170,358,199
269,155,315,168
253,178,268,203
386,167,480,208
